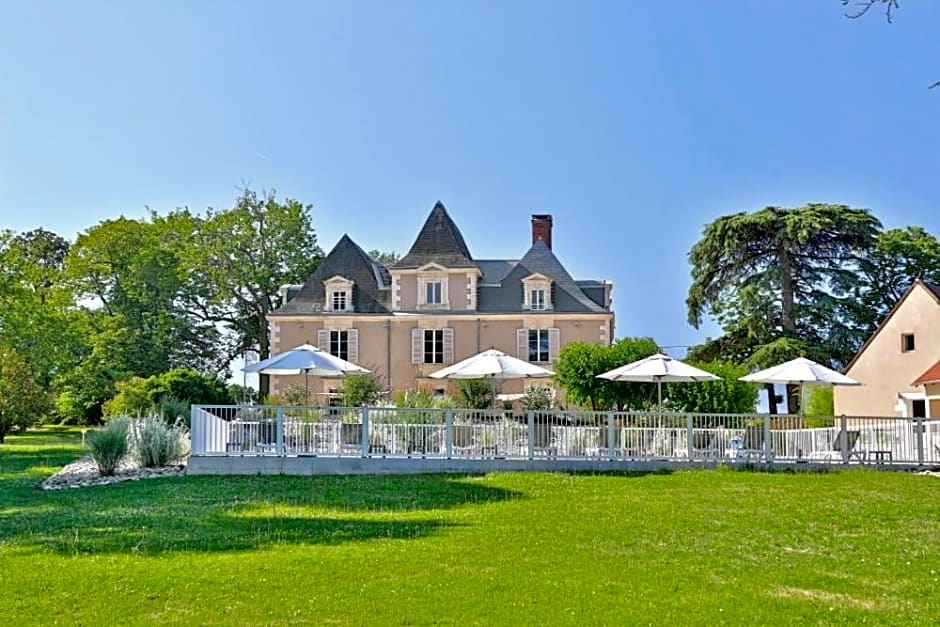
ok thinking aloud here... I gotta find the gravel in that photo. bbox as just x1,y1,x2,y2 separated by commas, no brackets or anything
40,455,186,490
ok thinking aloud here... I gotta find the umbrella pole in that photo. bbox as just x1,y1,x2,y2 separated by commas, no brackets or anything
657,380,663,431
304,369,310,406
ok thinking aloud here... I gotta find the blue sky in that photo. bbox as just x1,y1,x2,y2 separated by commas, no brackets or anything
2,1,938,353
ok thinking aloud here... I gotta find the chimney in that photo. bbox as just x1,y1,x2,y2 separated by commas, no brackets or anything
531,214,553,249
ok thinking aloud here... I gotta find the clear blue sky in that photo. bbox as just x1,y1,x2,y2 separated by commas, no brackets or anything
2,1,938,352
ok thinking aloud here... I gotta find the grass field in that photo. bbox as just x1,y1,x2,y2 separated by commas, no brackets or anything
1,427,939,625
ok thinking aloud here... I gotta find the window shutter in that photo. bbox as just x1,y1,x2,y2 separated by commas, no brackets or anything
412,328,424,365
317,329,329,352
443,328,454,363
548,327,561,362
346,328,359,364
517,328,528,361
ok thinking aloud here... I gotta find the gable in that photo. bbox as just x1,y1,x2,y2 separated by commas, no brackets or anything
844,280,940,377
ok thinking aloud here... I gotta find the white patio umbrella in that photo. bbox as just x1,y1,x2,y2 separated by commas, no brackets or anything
597,353,721,411
243,343,370,404
428,349,554,407
739,357,860,415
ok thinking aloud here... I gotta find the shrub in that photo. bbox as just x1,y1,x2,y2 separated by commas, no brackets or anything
158,396,190,425
86,417,130,476
103,369,230,420
393,389,435,408
521,387,553,411
342,373,384,407
281,384,308,406
130,414,189,468
456,379,497,410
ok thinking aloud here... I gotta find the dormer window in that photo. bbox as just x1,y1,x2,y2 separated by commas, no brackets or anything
332,290,348,312
522,273,553,311
530,289,546,311
417,265,449,309
426,281,443,305
323,276,354,312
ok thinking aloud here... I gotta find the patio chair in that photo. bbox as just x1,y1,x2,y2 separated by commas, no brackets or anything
728,425,771,462
531,422,558,458
451,424,478,457
690,431,720,460
807,429,865,462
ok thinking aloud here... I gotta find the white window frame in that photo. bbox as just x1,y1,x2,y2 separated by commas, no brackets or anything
522,274,553,311
424,329,444,364
426,281,443,305
528,329,550,363
331,290,348,312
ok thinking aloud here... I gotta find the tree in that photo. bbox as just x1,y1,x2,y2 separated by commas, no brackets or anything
686,204,880,412
367,250,400,266
552,338,659,410
667,361,758,415
456,378,497,410
841,0,938,88
0,347,47,442
833,227,940,348
342,373,384,407
185,189,323,394
552,342,616,411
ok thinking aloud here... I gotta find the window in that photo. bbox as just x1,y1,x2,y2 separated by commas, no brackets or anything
425,281,443,305
331,290,348,311
530,289,546,311
528,329,550,362
424,329,444,364
902,333,915,352
329,330,349,361
913,399,926,418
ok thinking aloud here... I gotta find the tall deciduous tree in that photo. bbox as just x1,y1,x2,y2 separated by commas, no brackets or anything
686,204,880,412
185,189,323,394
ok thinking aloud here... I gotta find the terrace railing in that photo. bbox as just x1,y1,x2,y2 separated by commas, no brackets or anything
190,405,940,466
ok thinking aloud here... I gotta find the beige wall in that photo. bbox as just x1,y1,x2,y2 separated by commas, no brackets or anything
269,313,614,403
398,275,417,310
449,274,468,309
835,284,940,416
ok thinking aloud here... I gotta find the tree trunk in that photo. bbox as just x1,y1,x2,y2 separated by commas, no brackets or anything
778,238,800,414
258,301,271,399
765,383,778,415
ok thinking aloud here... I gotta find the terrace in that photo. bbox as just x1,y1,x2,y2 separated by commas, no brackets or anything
189,406,940,474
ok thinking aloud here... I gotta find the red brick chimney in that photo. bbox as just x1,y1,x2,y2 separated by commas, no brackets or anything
531,214,553,249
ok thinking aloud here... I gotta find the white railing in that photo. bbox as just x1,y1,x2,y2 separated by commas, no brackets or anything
190,405,940,466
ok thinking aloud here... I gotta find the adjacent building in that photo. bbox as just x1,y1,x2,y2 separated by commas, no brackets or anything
268,202,614,403
835,280,940,417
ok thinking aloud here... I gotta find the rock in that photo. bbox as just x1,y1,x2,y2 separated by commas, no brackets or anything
40,455,188,490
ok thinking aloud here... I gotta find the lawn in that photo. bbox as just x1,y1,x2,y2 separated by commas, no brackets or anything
1,428,939,625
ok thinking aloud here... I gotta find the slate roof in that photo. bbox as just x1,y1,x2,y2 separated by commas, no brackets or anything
393,201,475,268
476,240,606,313
275,205,611,316
913,359,940,385
272,234,391,315
925,281,940,302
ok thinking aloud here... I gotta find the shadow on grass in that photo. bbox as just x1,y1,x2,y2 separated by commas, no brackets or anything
0,472,520,555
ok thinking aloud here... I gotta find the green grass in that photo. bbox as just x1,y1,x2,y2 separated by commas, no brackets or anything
2,427,939,625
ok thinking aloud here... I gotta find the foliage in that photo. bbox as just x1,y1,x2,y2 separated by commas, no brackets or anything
129,414,189,468
86,417,129,475
805,386,834,417
281,384,309,406
553,337,659,410
0,347,47,442
157,396,191,425
392,389,436,408
521,387,553,411
686,204,880,411
341,373,384,407
666,361,758,414
227,384,259,404
4,436,940,625
367,249,400,266
456,379,497,409
103,369,230,419
184,189,324,395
